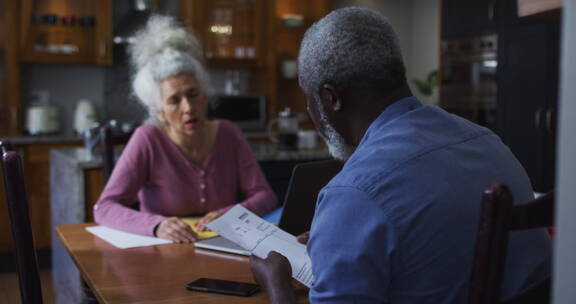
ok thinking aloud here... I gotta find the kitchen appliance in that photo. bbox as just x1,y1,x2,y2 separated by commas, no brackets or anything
25,91,60,135
440,34,497,129
208,95,266,132
267,107,300,151
74,99,98,134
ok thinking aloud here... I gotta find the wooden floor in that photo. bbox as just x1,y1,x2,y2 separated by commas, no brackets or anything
0,270,56,304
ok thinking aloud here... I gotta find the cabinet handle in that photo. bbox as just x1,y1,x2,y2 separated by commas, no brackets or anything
488,1,495,21
99,40,107,59
535,107,543,129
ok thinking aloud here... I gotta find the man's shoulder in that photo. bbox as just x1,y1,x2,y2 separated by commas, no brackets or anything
327,106,506,200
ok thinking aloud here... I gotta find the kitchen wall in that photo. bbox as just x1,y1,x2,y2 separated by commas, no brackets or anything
334,0,440,104
22,65,106,136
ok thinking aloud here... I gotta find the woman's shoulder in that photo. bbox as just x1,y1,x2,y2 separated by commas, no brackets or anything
133,124,162,137
214,119,243,139
128,124,164,146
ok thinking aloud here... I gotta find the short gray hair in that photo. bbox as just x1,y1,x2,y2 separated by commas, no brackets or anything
298,7,406,99
129,15,213,123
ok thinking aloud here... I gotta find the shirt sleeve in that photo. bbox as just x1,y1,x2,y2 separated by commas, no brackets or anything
215,123,278,216
309,186,397,304
93,127,167,236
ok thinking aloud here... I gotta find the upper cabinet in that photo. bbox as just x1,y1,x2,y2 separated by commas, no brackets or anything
0,0,22,135
181,0,266,68
518,0,563,18
19,0,112,65
442,0,498,38
180,0,332,121
274,0,332,115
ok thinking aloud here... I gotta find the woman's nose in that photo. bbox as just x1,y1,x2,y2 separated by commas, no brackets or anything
181,98,193,112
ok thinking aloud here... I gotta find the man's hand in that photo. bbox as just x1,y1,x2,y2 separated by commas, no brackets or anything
250,252,296,304
195,210,224,232
297,231,310,244
155,217,197,243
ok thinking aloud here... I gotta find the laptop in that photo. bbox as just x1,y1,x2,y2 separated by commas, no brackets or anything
278,159,343,236
195,159,343,256
195,236,251,256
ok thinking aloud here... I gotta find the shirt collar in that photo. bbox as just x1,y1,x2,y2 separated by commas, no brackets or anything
360,96,423,145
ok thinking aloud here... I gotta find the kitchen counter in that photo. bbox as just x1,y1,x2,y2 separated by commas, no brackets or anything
1,135,83,145
52,143,330,169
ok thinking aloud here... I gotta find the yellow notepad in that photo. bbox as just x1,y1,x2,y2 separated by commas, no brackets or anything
180,217,219,240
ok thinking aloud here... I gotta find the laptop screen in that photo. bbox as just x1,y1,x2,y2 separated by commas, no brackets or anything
279,160,343,236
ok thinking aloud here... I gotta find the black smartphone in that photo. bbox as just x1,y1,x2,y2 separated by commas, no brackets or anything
186,278,260,297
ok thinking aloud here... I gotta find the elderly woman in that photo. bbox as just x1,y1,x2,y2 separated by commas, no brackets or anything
93,15,278,242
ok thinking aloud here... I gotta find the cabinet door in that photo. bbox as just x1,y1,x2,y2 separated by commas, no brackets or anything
442,0,497,38
0,0,21,135
19,0,112,65
181,0,266,68
496,22,560,192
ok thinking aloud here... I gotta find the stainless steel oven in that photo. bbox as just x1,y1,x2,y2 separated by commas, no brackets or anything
440,34,497,129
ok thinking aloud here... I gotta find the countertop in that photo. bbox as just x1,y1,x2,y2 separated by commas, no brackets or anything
52,143,331,170
3,132,268,145
2,135,84,145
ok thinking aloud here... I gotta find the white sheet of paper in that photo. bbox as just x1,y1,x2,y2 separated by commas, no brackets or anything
206,205,314,287
86,226,172,249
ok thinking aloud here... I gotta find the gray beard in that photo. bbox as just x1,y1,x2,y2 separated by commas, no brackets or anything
316,98,355,161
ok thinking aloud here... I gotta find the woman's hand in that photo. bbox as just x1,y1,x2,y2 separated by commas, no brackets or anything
155,217,197,243
195,211,224,232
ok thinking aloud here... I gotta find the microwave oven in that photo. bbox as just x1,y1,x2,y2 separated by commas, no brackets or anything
208,95,267,132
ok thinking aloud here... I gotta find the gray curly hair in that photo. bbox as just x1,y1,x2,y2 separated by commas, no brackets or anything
298,7,406,100
129,14,213,123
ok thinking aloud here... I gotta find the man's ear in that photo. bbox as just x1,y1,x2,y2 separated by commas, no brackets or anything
320,84,342,112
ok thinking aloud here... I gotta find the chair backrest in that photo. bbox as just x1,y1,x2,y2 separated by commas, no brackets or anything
99,125,132,183
279,159,343,236
469,182,554,304
1,145,43,304
0,139,14,151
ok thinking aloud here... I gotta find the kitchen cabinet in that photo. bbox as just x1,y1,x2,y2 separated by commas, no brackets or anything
0,0,22,136
274,0,332,117
0,142,80,252
181,0,278,120
440,0,560,192
19,0,113,65
496,12,560,193
180,0,332,124
517,0,562,18
441,0,498,38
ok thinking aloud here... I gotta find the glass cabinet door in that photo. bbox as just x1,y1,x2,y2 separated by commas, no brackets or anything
19,0,112,65
181,0,265,68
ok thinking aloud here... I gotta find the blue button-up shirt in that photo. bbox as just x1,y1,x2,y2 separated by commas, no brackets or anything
308,97,551,303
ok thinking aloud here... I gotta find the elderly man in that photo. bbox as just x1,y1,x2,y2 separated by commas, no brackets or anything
251,7,551,304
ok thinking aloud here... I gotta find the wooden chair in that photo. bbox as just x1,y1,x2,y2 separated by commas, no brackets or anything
469,182,554,304
1,144,43,304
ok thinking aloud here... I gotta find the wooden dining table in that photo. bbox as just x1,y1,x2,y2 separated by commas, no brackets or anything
56,223,270,304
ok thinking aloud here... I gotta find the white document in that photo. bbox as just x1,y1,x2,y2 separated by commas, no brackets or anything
86,226,172,249
206,205,314,287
